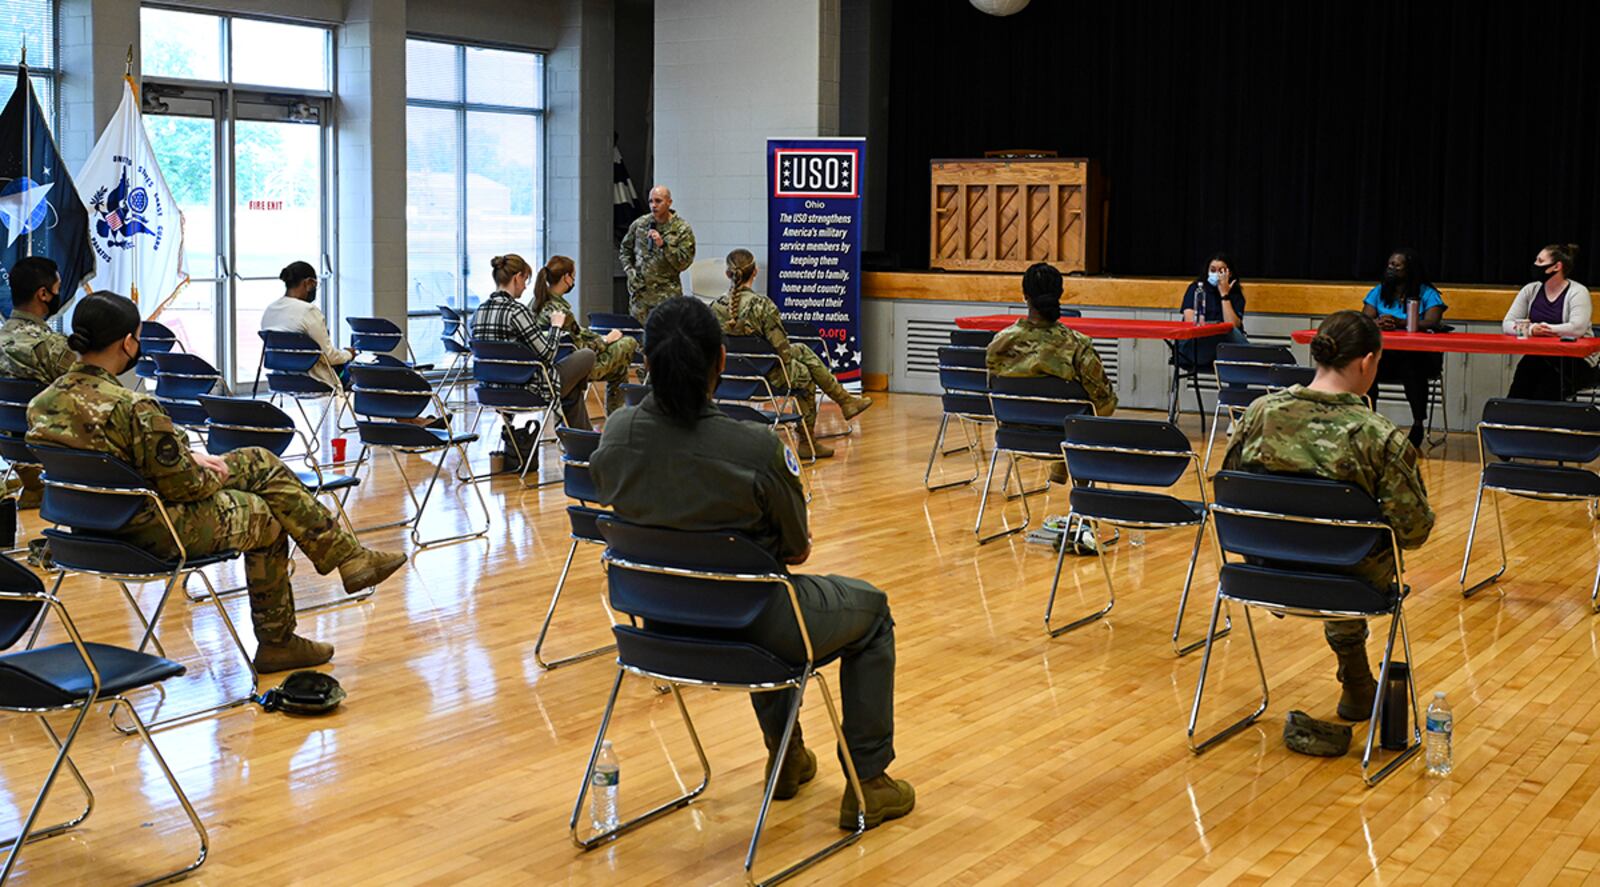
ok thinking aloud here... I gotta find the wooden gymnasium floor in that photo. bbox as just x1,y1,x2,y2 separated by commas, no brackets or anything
6,392,1600,885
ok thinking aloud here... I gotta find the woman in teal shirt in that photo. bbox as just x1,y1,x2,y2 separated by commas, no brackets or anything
1360,248,1446,447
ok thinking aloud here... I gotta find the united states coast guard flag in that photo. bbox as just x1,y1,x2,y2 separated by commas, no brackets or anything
0,67,94,316
77,77,186,311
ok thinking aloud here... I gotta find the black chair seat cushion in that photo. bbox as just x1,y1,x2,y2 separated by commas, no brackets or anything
0,435,37,465
267,374,334,396
719,403,770,424
356,422,477,449
295,470,360,493
0,642,184,708
613,625,804,686
42,528,238,575
995,424,1063,457
568,505,605,542
1070,488,1203,526
1483,462,1600,498
1219,563,1397,615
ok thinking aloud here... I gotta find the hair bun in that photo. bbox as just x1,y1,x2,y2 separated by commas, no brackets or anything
1309,332,1338,364
491,255,506,269
67,332,91,352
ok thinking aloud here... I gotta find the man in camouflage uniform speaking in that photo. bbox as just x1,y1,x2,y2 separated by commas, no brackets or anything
0,257,76,508
27,293,407,673
619,185,696,324
1221,309,1434,727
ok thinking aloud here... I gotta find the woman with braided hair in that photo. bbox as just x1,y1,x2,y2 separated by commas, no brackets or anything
710,248,872,459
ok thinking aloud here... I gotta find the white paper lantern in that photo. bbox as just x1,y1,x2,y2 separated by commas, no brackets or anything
970,0,1032,16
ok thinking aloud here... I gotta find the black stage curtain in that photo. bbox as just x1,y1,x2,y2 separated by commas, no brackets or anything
884,1,1600,285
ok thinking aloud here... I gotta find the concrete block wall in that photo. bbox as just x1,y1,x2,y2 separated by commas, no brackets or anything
651,0,840,292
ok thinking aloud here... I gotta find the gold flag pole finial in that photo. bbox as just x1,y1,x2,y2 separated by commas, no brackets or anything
125,44,134,78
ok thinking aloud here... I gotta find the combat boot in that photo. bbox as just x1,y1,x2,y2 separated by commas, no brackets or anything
1335,644,1378,721
339,548,408,594
763,730,817,801
796,429,834,459
254,633,334,673
816,373,874,421
838,772,915,830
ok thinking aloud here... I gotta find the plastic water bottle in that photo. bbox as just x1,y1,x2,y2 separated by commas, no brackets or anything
590,740,620,830
1425,691,1453,776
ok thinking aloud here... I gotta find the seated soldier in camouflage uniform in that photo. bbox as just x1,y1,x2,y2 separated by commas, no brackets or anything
1221,309,1435,724
27,293,408,673
529,254,638,416
0,257,76,508
618,185,696,325
711,249,873,460
592,297,913,830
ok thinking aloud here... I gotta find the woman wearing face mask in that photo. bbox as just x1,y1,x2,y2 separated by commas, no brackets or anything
1360,248,1447,447
1503,244,1593,400
261,260,353,392
1176,253,1250,368
529,255,638,416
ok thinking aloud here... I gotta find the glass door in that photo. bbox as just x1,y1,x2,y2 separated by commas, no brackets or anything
231,108,327,382
144,93,223,367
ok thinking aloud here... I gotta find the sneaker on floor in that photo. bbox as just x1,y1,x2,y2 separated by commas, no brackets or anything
254,634,334,673
339,548,407,594
838,772,915,830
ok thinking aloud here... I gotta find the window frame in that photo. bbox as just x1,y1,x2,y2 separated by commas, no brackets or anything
0,0,60,124
404,35,547,343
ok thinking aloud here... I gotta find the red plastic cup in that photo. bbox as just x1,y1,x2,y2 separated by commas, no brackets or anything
331,437,347,462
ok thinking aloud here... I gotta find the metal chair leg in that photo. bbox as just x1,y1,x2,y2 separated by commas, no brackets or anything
1459,483,1507,597
0,694,92,884
1044,514,1115,637
118,567,257,734
1172,516,1230,657
1187,601,1269,754
1360,608,1422,787
975,451,1032,545
0,716,95,851
923,415,983,491
116,694,211,881
745,673,866,886
408,445,494,549
1201,402,1230,474
534,539,617,670
571,671,711,850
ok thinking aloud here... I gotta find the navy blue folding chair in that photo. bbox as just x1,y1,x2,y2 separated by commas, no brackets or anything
32,446,257,731
1188,471,1421,787
1459,398,1600,604
198,396,372,612
436,304,473,408
467,339,564,487
924,341,991,491
256,329,352,440
346,316,428,370
571,517,867,884
349,364,489,548
133,319,182,391
533,428,617,670
150,351,223,434
717,347,812,460
0,377,43,548
1202,343,1297,473
950,329,994,349
0,554,208,883
975,375,1096,544
1050,416,1226,653
588,312,645,374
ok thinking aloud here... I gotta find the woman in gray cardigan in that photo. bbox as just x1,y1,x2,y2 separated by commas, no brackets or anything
1503,244,1594,400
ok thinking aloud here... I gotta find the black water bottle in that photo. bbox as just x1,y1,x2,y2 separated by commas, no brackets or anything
1380,661,1411,751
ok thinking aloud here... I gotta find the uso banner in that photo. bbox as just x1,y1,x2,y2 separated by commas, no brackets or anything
766,137,864,387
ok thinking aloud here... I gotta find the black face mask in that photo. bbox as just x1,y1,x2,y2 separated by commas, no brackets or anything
1533,263,1557,282
1383,268,1406,285
120,340,141,376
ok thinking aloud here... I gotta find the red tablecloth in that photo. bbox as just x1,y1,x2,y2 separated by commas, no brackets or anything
955,314,1235,341
1288,329,1600,358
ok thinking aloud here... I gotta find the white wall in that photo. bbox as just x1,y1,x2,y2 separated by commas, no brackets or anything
651,0,839,292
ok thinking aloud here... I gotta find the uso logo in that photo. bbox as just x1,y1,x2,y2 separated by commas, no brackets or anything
773,149,859,199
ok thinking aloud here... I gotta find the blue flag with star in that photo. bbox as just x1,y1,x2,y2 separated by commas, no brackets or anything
0,67,94,316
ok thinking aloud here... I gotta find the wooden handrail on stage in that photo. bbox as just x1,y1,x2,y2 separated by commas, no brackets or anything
862,270,1522,323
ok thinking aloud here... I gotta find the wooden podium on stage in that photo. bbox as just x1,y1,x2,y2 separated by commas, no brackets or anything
930,157,1104,274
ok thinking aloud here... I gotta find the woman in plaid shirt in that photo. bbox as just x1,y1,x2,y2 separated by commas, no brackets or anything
469,254,597,431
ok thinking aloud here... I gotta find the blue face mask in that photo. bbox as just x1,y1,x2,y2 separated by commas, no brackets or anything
1206,272,1222,287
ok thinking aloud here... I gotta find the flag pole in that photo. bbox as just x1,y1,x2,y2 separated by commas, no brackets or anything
125,45,141,308
21,40,31,258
